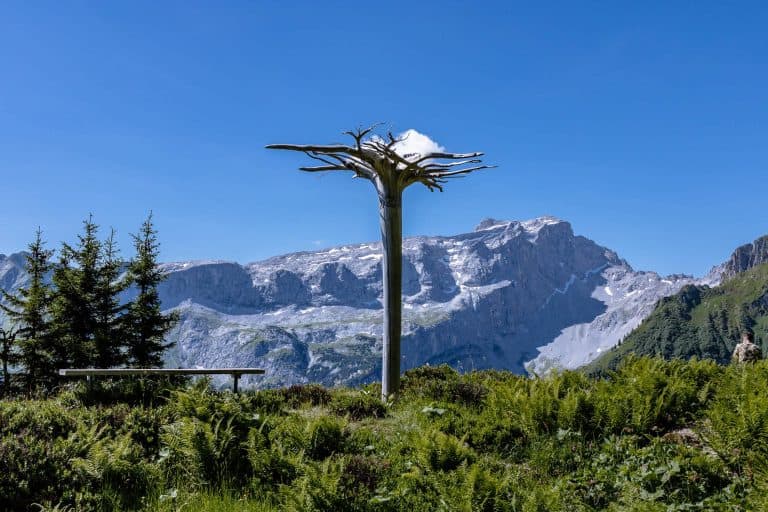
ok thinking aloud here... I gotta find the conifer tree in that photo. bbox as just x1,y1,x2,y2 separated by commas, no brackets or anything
50,216,102,368
0,229,56,390
736,304,755,337
93,229,130,367
125,213,177,367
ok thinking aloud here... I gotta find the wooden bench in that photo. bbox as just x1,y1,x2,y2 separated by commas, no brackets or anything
58,368,265,393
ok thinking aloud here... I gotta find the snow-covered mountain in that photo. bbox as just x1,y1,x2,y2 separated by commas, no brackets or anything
0,252,30,300
0,217,719,387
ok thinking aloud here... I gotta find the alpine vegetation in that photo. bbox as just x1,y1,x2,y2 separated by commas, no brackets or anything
2,357,768,511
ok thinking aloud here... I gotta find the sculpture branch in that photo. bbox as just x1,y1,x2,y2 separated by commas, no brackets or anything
428,165,497,178
265,144,359,156
306,152,343,168
299,165,346,172
421,159,483,170
412,151,484,165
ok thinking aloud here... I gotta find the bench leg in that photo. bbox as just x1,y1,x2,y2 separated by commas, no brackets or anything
233,374,240,394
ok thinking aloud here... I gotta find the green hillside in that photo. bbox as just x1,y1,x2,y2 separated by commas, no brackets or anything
3,358,768,510
587,263,768,374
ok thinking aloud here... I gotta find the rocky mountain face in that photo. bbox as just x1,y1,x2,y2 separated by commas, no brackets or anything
0,218,715,387
0,253,29,297
721,235,768,279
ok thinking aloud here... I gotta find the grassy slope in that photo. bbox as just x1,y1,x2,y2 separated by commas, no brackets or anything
3,358,768,511
586,263,768,375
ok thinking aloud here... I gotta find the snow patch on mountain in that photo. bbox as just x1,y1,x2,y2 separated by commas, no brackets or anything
526,267,706,374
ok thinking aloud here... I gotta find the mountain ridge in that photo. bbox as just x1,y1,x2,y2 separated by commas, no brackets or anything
0,217,718,387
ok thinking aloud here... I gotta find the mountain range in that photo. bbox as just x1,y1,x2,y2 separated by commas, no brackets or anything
0,217,737,387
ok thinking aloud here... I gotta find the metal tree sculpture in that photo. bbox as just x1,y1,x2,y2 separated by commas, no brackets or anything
267,126,493,400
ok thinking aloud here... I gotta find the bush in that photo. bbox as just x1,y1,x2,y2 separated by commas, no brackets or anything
160,384,261,488
249,389,287,414
427,379,489,407
306,416,347,460
0,429,75,509
330,392,387,420
704,362,768,476
280,384,332,408
338,454,390,494
592,357,721,435
417,430,475,472
464,412,527,457
0,398,79,438
70,432,162,510
400,364,459,394
247,427,299,489
73,375,189,407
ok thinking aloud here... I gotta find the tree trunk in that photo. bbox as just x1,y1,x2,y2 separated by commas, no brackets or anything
378,189,403,401
1,342,9,395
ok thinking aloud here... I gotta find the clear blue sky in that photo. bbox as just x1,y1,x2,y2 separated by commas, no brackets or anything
1,1,766,277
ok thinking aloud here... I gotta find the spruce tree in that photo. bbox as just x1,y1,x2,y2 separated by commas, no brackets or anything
93,229,130,367
50,216,102,368
0,229,56,390
125,213,177,367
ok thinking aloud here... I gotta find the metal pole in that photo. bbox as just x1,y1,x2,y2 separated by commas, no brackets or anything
379,189,403,402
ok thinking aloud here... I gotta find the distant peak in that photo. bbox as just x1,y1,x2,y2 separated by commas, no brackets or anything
520,216,564,232
474,218,507,231
160,259,235,273
474,216,564,233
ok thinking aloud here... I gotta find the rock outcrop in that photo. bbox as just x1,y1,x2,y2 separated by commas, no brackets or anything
722,235,768,279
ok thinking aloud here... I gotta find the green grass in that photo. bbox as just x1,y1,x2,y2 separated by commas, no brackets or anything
3,358,768,511
148,491,280,512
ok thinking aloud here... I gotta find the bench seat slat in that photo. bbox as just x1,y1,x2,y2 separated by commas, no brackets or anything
59,368,265,376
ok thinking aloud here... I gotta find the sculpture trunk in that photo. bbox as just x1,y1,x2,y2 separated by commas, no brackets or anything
378,189,402,401
266,126,492,400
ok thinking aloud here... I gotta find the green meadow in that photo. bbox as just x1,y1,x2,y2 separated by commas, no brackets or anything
2,357,768,511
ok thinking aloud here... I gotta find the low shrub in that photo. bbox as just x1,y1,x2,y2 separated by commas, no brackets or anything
417,430,475,472
330,392,387,420
280,384,332,408
400,364,459,393
75,375,189,407
338,454,390,494
306,415,347,460
428,379,489,406
0,429,75,509
248,427,300,489
249,389,287,414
